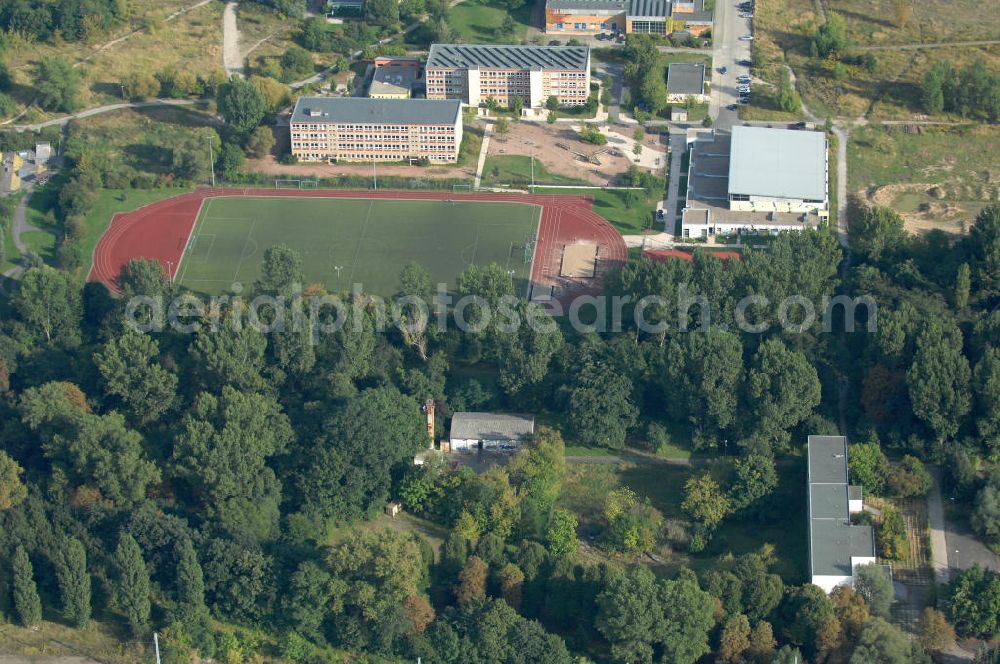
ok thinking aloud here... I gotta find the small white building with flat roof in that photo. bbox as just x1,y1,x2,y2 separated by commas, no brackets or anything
728,125,828,214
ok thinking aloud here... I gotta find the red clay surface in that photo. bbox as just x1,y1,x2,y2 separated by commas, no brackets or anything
88,187,628,302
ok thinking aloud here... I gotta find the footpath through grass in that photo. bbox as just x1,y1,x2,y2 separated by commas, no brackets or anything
177,196,541,296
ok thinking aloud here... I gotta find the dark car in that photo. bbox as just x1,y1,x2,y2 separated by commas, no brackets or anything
791,121,808,129
737,59,752,67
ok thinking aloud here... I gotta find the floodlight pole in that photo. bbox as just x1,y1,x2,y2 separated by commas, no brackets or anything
153,632,161,664
207,138,216,187
530,154,535,193
373,160,377,191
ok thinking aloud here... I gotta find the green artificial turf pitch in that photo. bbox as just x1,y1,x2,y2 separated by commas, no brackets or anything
175,196,542,296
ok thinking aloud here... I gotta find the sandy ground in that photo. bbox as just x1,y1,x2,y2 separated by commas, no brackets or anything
867,183,980,236
487,121,639,186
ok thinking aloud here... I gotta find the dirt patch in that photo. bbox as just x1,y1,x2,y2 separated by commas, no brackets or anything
487,121,637,186
864,183,980,236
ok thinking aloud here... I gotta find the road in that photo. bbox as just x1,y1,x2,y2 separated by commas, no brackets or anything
223,2,244,77
708,0,753,129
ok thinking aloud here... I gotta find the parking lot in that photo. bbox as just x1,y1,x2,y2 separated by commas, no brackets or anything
710,0,755,129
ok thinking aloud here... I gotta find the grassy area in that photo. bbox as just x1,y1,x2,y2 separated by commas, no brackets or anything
557,458,809,583
847,124,999,234
481,155,590,187
564,446,617,457
541,187,663,234
81,188,193,274
826,0,999,46
5,0,224,118
447,0,532,44
0,620,128,660
456,121,485,169
178,197,540,296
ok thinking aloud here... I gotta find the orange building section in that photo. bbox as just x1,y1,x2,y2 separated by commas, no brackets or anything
545,9,625,32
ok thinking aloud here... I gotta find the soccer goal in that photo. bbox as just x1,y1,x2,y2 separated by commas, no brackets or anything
275,179,301,189
299,179,318,189
452,184,473,194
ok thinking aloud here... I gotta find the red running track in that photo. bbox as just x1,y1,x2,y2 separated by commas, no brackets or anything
88,187,628,301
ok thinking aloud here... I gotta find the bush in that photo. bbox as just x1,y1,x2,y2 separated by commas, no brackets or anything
877,506,907,560
278,153,299,165
887,456,932,497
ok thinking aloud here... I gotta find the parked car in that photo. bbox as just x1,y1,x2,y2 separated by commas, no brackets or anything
791,121,808,129
739,34,754,40
740,12,753,17
737,59,752,66
727,103,738,110
719,66,728,74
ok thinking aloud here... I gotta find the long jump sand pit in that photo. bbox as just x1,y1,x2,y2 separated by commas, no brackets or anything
560,242,598,278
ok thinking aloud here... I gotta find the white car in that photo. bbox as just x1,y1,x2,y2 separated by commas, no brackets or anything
739,34,754,41
740,12,753,17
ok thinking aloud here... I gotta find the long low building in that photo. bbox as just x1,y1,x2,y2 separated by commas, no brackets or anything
449,412,536,452
544,0,712,35
425,44,591,109
808,435,877,593
681,126,829,238
289,97,463,163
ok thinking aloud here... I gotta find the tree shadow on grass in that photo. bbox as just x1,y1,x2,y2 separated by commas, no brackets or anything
122,143,174,174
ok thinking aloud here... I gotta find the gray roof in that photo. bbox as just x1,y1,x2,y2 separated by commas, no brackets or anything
427,44,589,71
848,485,863,500
808,435,876,577
370,67,417,96
291,97,461,125
450,412,536,441
545,0,668,16
728,126,827,201
667,62,706,96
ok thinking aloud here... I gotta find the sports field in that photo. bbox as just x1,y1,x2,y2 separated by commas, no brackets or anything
175,196,541,296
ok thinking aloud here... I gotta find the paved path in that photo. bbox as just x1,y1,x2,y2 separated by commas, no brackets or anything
474,121,493,189
857,39,1000,51
927,465,952,584
223,2,244,77
8,99,207,131
0,185,37,285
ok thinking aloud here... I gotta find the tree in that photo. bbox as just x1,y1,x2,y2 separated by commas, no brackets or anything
854,563,894,618
217,76,267,135
299,387,425,523
255,244,305,295
116,533,151,637
565,343,638,449
284,560,330,639
747,621,777,663
781,584,834,649
0,450,27,510
744,339,821,451
456,555,488,605
246,126,276,158
719,613,751,662
512,95,523,117
954,262,971,308
547,508,578,557
971,482,1000,543
850,206,906,262
682,473,731,528
13,266,83,345
968,205,1000,295
95,329,178,425
596,566,662,663
812,12,847,57
776,67,802,113
878,506,907,560
172,388,292,541
658,571,717,664
729,453,778,511
666,329,744,445
830,586,870,639
919,607,956,654
495,116,510,137
249,75,291,113
217,142,246,180
907,318,971,441
54,537,91,627
12,545,42,627
546,95,560,111
280,46,314,81
849,617,927,664
499,563,525,610
33,56,81,112
640,70,668,115
849,441,890,494
365,0,399,26
946,565,1000,637
887,455,932,497
921,61,948,114
175,537,206,621
124,71,160,99
603,486,662,554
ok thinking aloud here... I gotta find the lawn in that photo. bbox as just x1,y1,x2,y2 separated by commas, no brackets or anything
447,0,533,44
542,187,663,235
176,196,541,296
80,188,194,275
481,155,590,188
557,458,809,583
